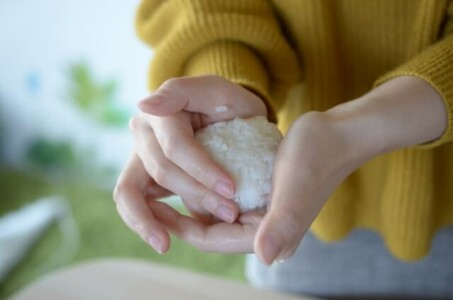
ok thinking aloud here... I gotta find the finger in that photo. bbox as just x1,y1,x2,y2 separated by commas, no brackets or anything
254,148,321,265
113,154,171,253
133,124,238,223
115,202,137,233
179,197,217,225
150,113,235,200
145,184,173,199
145,193,214,225
138,75,266,120
149,201,262,253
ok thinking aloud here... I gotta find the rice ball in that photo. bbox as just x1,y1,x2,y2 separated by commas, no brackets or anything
195,116,282,213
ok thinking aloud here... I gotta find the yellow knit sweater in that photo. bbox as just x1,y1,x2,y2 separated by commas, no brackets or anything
136,0,453,261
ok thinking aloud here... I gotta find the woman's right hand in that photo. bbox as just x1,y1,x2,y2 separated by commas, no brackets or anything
114,75,268,253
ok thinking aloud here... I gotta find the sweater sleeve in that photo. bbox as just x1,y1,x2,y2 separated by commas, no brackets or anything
135,0,301,121
374,2,453,148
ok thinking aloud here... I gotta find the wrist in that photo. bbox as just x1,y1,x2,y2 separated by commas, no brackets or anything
326,76,447,157
323,107,384,167
290,111,377,173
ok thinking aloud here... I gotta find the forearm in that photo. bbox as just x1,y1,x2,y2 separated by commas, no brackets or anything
326,76,448,160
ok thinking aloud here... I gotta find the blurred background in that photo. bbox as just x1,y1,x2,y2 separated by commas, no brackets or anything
0,1,244,297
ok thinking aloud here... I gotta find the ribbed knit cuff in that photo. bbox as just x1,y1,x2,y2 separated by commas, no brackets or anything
182,41,277,123
374,35,453,149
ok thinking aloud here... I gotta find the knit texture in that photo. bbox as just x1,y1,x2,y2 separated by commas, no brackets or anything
136,0,453,261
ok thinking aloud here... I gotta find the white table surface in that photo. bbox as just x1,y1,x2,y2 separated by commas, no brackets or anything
10,259,319,300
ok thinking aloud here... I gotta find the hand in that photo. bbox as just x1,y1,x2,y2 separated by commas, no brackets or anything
147,111,371,260
254,76,447,264
254,112,372,264
114,75,267,253
145,76,447,263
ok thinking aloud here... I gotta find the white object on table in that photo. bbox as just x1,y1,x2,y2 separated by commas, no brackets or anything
11,259,319,300
0,196,79,283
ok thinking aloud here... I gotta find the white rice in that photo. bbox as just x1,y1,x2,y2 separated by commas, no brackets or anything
195,116,282,212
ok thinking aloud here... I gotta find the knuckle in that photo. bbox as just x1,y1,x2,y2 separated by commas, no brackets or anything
152,166,169,186
112,187,120,203
112,181,126,204
190,164,212,185
160,136,179,160
193,237,211,253
161,77,186,91
293,111,330,134
128,114,143,133
142,144,172,186
193,189,213,211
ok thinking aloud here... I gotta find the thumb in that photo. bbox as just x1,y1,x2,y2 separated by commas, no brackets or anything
254,207,309,265
138,75,266,119
254,150,320,265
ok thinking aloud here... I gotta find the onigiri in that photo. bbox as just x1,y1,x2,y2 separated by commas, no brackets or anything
195,116,282,213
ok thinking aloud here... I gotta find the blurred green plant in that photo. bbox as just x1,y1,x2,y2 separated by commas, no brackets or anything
26,139,78,172
65,61,128,126
25,137,119,186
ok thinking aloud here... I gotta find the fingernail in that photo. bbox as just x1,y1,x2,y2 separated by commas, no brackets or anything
138,95,163,108
214,181,234,199
216,205,235,223
262,234,282,265
148,235,164,254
